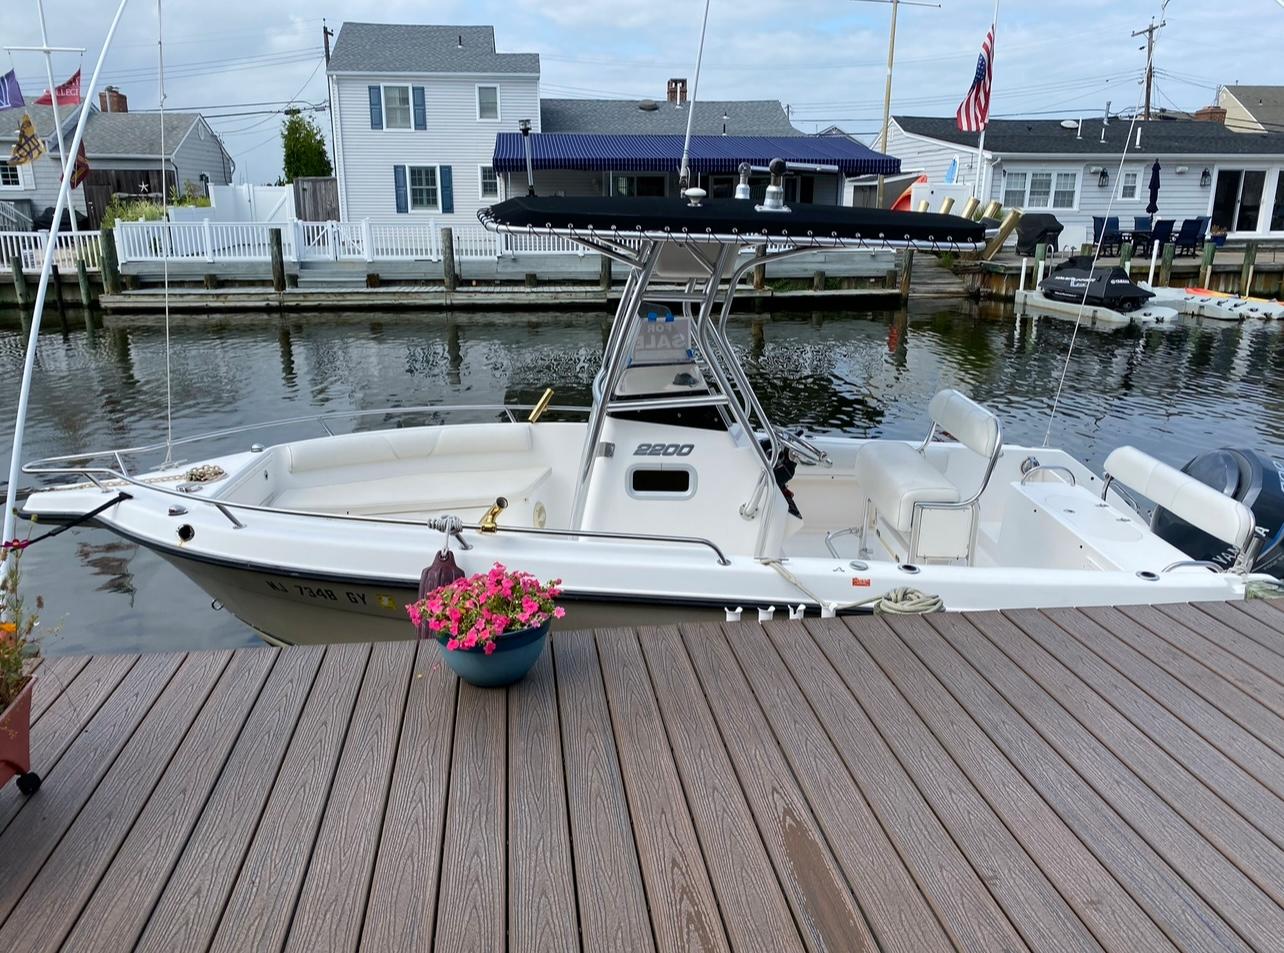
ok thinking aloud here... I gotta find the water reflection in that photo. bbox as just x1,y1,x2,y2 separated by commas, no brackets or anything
1,302,1281,654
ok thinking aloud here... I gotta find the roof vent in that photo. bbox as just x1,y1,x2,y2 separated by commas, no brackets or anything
1059,119,1078,129
457,34,463,48
638,99,659,112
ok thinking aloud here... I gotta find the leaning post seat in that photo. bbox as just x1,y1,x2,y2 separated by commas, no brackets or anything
853,389,1001,564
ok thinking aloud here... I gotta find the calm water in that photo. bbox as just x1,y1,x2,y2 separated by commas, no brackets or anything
3,303,1283,655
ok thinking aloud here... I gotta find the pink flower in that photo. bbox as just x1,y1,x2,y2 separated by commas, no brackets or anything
483,642,497,655
445,638,460,650
406,603,422,626
553,606,566,619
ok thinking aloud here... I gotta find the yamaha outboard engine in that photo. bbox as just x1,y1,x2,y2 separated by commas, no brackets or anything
1151,448,1284,576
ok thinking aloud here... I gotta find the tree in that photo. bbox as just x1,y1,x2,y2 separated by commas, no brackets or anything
280,111,332,182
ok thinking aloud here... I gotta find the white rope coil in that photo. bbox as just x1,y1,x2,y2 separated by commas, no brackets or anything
866,587,944,615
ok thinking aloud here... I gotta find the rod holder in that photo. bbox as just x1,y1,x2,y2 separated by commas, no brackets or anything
527,387,554,423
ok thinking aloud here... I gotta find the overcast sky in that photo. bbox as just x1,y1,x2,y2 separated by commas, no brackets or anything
5,0,1284,184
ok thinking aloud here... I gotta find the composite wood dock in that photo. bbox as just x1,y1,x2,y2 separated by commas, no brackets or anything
2,600,1284,953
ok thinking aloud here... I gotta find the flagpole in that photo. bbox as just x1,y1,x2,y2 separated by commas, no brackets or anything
3,0,131,559
973,0,999,200
35,0,77,234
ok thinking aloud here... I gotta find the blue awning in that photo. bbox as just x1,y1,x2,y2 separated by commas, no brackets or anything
493,133,899,177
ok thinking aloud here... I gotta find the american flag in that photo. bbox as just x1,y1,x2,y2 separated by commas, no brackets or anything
955,27,994,133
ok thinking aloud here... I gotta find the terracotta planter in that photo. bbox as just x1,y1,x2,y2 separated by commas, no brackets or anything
435,620,550,688
0,678,41,796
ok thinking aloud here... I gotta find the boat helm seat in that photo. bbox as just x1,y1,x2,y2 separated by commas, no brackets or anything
853,389,1001,564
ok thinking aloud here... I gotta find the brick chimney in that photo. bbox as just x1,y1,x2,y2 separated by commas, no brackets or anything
1193,104,1226,124
666,78,687,105
99,86,127,113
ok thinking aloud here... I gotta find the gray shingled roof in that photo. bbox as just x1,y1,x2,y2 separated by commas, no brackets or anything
540,98,801,136
0,104,207,156
894,115,1284,156
327,23,539,74
1223,85,1284,134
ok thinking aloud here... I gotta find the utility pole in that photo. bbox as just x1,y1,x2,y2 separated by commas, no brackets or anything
1132,16,1165,121
322,20,334,64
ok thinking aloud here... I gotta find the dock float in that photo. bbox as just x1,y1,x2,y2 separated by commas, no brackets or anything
2,600,1283,952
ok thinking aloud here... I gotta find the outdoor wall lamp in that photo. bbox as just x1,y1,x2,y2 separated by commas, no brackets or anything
1097,168,1109,188
1200,168,1212,187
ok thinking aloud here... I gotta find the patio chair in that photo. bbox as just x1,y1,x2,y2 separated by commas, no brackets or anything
1132,215,1152,234
1135,218,1173,256
1173,217,1208,256
1098,216,1122,256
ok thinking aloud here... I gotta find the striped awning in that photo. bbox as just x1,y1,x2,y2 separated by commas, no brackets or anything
492,133,899,177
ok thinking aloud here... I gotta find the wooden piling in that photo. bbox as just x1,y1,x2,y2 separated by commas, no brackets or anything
441,227,457,292
753,244,766,291
76,257,94,313
99,226,122,295
269,227,286,293
524,272,538,287
1119,241,1133,276
51,264,68,332
1240,241,1258,297
1158,243,1175,287
10,256,29,306
203,273,220,290
1199,240,1216,289
812,270,826,292
599,254,611,291
898,249,914,303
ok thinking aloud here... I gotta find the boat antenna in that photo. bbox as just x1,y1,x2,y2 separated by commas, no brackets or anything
157,0,175,466
2,0,132,562
1042,0,1169,448
677,0,711,194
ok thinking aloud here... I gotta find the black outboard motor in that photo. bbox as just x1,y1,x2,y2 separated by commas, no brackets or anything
1039,256,1154,312
1151,448,1284,576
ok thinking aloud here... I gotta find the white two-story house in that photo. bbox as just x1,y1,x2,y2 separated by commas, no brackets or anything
325,23,540,227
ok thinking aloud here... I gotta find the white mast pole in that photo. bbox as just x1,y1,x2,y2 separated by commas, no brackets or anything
678,0,711,193
35,0,78,233
973,0,999,199
3,0,132,558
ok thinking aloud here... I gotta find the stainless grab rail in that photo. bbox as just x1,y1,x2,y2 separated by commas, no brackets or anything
1020,465,1077,486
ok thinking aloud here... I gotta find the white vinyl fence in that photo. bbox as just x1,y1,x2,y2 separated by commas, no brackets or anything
0,230,102,272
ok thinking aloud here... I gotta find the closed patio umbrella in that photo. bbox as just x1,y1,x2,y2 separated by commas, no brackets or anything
1146,160,1161,215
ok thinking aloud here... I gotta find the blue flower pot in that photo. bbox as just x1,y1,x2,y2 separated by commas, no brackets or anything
435,619,550,688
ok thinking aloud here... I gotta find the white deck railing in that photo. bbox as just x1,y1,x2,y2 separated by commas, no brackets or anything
0,230,102,271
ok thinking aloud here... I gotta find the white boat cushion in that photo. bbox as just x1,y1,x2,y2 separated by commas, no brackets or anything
928,389,1001,459
285,424,533,474
1104,446,1254,550
854,442,960,533
273,465,551,516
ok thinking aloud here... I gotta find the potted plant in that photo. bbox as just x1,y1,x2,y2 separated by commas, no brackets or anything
1,548,43,796
406,563,565,688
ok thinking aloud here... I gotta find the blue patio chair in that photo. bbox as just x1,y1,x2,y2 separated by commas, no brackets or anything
1142,218,1174,256
1132,215,1152,234
1100,216,1123,256
1173,217,1208,256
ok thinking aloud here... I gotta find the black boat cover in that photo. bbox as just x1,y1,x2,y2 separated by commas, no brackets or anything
479,196,985,247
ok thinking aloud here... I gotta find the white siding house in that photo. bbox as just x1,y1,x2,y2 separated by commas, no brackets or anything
888,115,1284,246
326,23,540,227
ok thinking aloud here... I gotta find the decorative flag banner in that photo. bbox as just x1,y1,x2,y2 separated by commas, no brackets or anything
955,26,995,133
34,69,81,107
8,113,46,166
61,139,90,189
0,70,23,109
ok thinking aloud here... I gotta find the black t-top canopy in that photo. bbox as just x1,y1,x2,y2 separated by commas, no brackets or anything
479,196,985,247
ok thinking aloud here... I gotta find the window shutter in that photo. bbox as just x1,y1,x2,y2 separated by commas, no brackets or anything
440,166,454,213
393,165,408,213
368,86,383,129
412,86,426,130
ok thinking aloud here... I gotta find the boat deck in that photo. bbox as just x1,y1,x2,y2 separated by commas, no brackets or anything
3,600,1284,953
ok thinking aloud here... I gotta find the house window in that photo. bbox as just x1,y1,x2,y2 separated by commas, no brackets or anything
383,85,412,130
1052,172,1077,209
476,85,499,121
1028,172,1052,208
479,165,499,199
1002,171,1026,209
409,166,439,210
1271,171,1284,232
1119,169,1139,201
0,164,19,188
1213,169,1268,232
613,174,666,198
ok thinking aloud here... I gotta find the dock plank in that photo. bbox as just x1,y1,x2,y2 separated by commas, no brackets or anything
133,644,324,953
595,628,731,953
1047,606,1284,795
7,650,265,953
286,641,416,953
552,629,655,953
507,647,579,953
28,654,89,722
719,620,956,953
0,651,181,926
1202,602,1284,668
630,625,805,953
1118,604,1284,715
0,653,137,836
433,681,506,953
857,616,1181,953
805,617,1105,953
1159,603,1284,687
762,620,1033,953
207,642,371,953
358,641,458,953
898,612,1253,953
676,623,875,953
